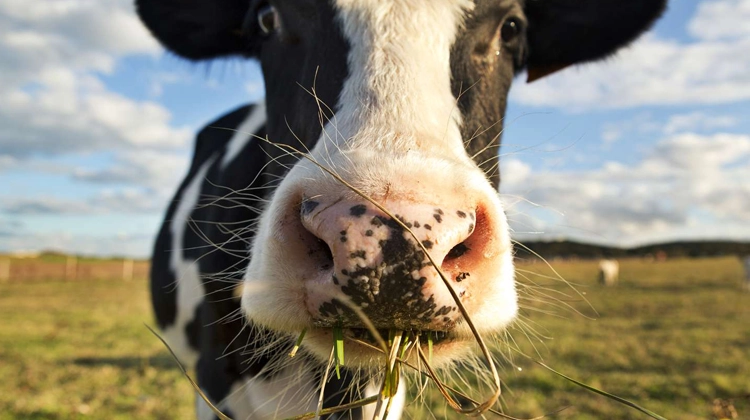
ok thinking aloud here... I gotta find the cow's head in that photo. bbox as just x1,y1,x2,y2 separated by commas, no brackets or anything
138,0,665,368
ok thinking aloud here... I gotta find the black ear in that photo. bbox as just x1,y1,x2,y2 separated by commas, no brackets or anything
524,0,667,81
136,0,255,60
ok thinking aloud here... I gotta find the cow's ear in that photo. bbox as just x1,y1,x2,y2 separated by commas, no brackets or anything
524,0,667,82
136,0,260,60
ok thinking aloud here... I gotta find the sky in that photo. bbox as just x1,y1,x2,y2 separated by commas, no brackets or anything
0,0,749,257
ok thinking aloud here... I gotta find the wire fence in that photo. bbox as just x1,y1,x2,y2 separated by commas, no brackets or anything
0,257,150,282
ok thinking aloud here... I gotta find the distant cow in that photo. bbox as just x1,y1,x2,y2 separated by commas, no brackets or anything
743,256,750,291
137,0,666,418
598,259,620,286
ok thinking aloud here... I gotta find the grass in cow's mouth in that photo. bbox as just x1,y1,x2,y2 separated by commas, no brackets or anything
346,327,449,349
288,327,307,358
333,326,345,380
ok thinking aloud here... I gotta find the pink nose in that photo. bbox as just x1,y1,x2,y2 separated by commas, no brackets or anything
299,198,489,331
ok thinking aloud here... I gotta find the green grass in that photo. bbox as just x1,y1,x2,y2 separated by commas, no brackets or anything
0,257,748,419
0,280,193,419
472,256,750,420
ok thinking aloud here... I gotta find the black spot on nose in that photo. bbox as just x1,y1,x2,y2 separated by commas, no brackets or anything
350,204,367,217
300,200,319,216
350,250,366,259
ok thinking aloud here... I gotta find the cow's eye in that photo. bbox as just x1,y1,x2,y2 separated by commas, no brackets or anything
500,17,522,43
257,4,280,35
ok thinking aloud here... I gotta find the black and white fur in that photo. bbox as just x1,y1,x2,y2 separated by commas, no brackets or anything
140,1,667,418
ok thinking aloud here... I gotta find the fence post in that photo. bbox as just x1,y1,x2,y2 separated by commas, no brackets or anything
65,256,78,281
122,259,134,282
0,258,9,283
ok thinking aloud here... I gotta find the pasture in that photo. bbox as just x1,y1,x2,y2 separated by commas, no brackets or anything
0,256,747,419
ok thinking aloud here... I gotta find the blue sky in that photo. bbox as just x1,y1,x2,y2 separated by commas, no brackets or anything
1,0,749,257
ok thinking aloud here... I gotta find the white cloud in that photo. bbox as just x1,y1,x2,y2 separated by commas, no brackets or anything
502,132,750,245
688,0,750,41
1,189,164,215
148,71,189,97
0,0,190,159
0,0,159,87
0,0,159,54
599,113,663,145
72,150,188,196
511,0,750,111
0,70,192,157
511,34,750,110
2,197,95,215
0,154,18,171
499,158,532,186
0,0,194,239
597,111,741,150
89,188,171,213
662,111,739,134
649,132,750,171
0,149,189,217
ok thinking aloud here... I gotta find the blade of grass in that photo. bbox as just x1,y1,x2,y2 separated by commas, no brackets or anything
284,396,379,420
315,347,335,420
289,328,307,358
145,324,232,420
373,331,403,420
427,332,433,365
534,360,668,420
333,326,345,380
348,336,567,420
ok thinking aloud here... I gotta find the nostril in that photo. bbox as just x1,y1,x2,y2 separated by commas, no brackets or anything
316,237,334,269
440,207,486,275
298,198,334,271
445,242,469,261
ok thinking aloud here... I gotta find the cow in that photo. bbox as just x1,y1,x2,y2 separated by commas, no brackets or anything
742,256,750,292
137,1,667,418
598,259,620,287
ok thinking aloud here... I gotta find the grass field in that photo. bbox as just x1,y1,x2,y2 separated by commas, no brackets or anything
0,256,748,419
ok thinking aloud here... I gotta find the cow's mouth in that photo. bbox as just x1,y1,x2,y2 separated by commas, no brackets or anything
345,327,453,348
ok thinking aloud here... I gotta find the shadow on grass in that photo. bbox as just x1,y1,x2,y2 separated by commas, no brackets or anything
71,353,179,370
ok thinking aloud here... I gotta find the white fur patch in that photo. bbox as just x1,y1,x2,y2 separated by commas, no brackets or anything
221,102,266,169
224,361,319,419
361,377,406,420
329,0,473,154
163,155,217,369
